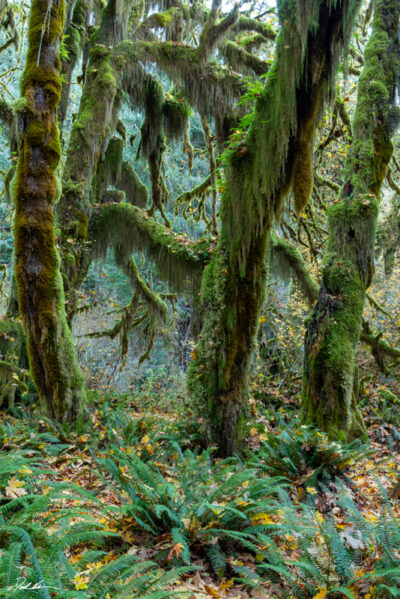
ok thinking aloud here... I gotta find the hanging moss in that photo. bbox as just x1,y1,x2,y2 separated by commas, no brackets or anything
14,0,86,423
0,98,17,152
87,253,167,366
163,95,191,141
98,0,144,46
90,203,211,293
91,136,124,202
57,41,120,288
302,0,400,441
269,233,319,304
220,41,270,77
119,161,148,208
187,0,362,456
59,0,88,131
119,40,247,118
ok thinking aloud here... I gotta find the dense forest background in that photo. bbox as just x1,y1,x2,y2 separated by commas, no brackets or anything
1,0,400,597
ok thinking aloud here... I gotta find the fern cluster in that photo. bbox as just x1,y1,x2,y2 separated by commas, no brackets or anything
1,408,399,598
0,443,191,598
249,425,370,488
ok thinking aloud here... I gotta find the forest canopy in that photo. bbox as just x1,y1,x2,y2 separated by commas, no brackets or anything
1,0,400,597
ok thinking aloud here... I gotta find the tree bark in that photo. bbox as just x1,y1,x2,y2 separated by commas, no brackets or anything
302,0,400,440
187,0,361,456
14,0,86,422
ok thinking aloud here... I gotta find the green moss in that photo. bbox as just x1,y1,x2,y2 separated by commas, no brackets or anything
163,95,192,141
91,136,124,202
14,0,86,423
302,1,400,441
90,203,211,293
13,97,29,113
187,0,363,456
150,8,177,27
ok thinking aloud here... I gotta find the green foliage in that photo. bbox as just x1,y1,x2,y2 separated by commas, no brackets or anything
0,434,192,598
249,426,370,488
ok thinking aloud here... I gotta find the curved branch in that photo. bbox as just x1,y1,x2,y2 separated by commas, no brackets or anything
270,233,400,371
198,1,239,62
269,234,319,304
90,203,211,292
231,16,276,41
220,40,269,76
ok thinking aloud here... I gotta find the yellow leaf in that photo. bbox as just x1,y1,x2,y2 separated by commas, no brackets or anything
316,511,324,524
251,512,275,525
306,486,318,495
5,477,27,498
18,465,33,475
73,574,90,590
313,589,328,599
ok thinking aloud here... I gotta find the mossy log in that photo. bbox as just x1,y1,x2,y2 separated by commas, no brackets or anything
187,0,361,456
302,0,400,440
14,0,86,423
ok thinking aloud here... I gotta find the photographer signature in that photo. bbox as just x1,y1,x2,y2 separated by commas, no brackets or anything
8,577,58,592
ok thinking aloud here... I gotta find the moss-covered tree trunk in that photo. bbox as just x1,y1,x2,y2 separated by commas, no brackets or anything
187,0,361,456
58,0,87,133
302,0,400,440
14,0,86,422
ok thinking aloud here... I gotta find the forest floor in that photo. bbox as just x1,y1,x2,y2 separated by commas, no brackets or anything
1,365,400,598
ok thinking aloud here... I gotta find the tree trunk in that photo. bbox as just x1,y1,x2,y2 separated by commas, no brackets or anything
14,0,86,422
302,0,400,440
187,0,361,456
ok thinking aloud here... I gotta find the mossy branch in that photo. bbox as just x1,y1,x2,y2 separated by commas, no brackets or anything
220,40,269,76
90,203,211,293
174,175,212,212
231,16,276,41
386,166,400,195
314,171,340,192
269,233,400,371
365,292,392,319
361,320,400,373
84,256,167,366
198,0,239,63
269,234,319,304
